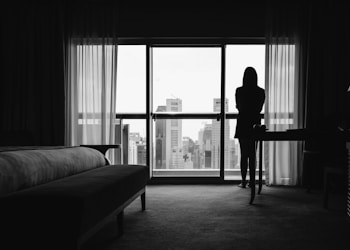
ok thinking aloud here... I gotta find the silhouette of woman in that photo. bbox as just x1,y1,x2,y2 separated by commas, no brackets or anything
234,67,265,188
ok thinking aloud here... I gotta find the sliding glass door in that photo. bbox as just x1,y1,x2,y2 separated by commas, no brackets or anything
111,40,265,181
224,45,265,180
151,46,222,177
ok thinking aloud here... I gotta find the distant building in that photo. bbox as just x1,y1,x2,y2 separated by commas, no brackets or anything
166,98,183,169
128,132,143,164
114,121,129,164
202,124,212,168
183,137,195,169
155,98,184,169
128,140,138,164
212,98,230,169
229,139,239,169
130,132,142,143
137,144,147,165
193,143,201,169
155,106,167,169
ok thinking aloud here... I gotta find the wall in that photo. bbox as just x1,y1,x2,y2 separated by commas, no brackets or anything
117,3,266,37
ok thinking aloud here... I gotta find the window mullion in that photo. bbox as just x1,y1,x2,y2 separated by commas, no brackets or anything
220,45,226,179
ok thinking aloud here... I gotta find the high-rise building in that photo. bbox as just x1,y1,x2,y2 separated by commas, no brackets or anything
114,120,128,164
128,140,138,164
128,132,142,164
122,124,130,164
155,99,184,169
229,139,239,169
212,98,230,169
183,136,195,169
193,143,201,169
155,106,167,169
166,98,183,169
137,144,147,165
202,124,212,168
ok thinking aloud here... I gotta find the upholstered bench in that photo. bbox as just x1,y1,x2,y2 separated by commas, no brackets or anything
0,146,149,250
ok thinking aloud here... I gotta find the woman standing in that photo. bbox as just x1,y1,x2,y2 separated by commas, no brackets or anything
234,67,265,188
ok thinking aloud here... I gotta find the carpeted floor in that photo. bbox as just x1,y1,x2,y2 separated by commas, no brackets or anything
83,184,349,250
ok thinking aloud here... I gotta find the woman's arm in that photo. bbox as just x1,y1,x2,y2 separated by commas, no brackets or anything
235,88,241,111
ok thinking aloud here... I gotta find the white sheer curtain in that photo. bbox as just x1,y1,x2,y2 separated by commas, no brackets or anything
65,39,117,148
63,2,120,163
264,3,306,186
264,41,299,185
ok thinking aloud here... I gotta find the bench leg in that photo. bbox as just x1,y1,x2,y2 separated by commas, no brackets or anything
141,192,146,211
117,210,124,235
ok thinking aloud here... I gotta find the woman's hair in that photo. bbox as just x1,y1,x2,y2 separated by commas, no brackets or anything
243,67,258,87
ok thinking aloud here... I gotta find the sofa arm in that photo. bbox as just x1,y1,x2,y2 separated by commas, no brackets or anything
80,144,121,156
0,146,107,197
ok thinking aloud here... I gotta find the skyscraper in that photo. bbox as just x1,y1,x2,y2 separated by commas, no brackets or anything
212,98,230,169
202,123,212,168
166,98,183,169
129,132,141,164
155,106,167,169
155,99,184,169
128,140,138,164
229,139,239,169
137,144,147,165
183,136,195,169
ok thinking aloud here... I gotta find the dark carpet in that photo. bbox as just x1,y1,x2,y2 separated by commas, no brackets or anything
83,185,349,250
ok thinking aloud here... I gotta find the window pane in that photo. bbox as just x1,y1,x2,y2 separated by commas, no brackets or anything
152,119,221,177
224,119,241,180
116,45,146,113
225,119,265,180
115,119,147,165
152,47,221,113
226,45,265,113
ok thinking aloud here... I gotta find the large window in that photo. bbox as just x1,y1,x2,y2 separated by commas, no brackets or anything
225,45,265,180
151,46,222,177
115,45,147,165
76,40,266,181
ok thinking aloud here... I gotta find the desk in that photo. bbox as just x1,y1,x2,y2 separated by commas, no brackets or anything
252,130,350,213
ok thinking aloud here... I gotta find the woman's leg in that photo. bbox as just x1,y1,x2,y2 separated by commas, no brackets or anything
239,139,249,187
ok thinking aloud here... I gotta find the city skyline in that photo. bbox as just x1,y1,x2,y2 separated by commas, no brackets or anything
112,45,265,170
126,97,241,170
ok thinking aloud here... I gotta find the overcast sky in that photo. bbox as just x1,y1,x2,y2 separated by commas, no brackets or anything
116,45,265,140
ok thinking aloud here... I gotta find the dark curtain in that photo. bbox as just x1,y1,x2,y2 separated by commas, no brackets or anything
306,0,350,130
0,1,65,145
302,0,350,188
64,0,120,39
0,0,120,146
